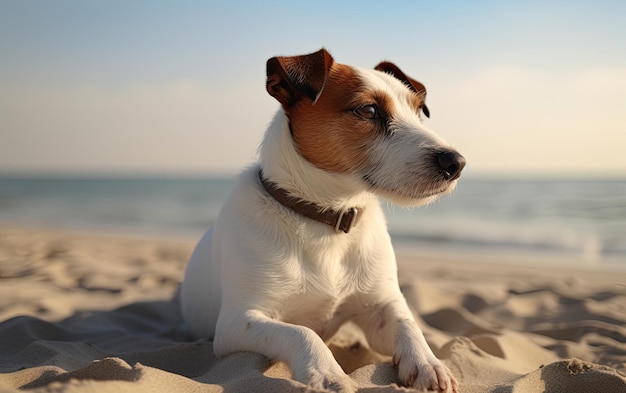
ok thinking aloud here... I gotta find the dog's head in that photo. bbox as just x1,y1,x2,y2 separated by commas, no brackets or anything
266,48,465,207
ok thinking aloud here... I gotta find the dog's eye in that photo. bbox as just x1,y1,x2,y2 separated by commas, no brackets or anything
354,104,379,120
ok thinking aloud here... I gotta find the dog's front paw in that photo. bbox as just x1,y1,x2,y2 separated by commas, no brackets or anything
393,352,458,393
308,370,358,393
294,364,357,393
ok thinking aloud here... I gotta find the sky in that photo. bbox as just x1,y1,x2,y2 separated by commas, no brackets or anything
1,1,625,177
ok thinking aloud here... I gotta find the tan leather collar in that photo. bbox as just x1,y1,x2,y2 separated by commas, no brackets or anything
258,169,363,233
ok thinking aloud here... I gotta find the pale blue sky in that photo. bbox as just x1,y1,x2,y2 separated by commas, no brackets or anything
1,1,625,176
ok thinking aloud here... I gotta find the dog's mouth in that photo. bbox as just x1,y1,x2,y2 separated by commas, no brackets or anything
362,172,456,202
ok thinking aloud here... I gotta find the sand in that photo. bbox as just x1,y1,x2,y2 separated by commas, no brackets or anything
0,226,624,392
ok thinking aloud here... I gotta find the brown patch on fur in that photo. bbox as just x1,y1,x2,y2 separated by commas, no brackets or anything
375,61,429,117
267,49,334,107
287,63,392,174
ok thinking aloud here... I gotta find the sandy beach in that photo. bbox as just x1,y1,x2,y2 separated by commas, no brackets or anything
0,226,624,392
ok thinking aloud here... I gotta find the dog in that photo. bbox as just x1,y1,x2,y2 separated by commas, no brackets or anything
180,48,465,393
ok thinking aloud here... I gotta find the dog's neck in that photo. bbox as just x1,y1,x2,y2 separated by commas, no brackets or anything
259,110,375,211
258,170,363,233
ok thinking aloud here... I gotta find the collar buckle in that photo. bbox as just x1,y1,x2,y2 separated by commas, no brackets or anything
335,208,358,234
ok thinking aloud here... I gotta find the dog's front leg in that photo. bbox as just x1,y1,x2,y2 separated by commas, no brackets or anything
354,296,458,393
214,309,357,393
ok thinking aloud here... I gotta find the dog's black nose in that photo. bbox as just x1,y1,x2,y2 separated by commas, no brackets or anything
437,150,466,180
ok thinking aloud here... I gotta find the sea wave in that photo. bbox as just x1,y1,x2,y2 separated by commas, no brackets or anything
389,227,610,261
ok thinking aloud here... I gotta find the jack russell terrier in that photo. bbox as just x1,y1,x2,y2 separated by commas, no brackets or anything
181,48,465,392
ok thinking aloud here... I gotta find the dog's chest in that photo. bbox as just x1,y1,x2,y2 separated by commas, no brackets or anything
282,288,347,337
280,249,363,334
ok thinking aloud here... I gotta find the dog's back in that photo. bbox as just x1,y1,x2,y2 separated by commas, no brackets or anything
181,226,219,338
181,167,266,339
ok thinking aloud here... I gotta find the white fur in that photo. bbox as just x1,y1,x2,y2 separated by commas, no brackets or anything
181,65,459,393
354,67,456,207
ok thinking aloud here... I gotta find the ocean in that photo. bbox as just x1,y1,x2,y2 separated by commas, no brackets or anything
0,175,625,266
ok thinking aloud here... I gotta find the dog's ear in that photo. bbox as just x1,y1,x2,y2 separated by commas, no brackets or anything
375,61,430,118
266,48,334,107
